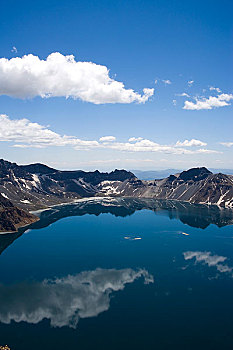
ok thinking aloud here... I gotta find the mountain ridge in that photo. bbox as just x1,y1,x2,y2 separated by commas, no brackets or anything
0,159,232,231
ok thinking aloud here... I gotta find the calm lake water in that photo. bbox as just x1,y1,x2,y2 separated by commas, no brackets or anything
0,198,233,349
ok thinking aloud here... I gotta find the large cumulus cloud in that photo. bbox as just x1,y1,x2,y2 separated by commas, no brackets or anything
0,52,154,104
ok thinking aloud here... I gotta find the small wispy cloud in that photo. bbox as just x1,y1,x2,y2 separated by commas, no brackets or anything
209,86,221,93
128,137,143,142
219,142,233,147
11,46,17,53
99,136,116,142
188,80,194,86
172,99,177,106
183,93,233,110
175,139,207,147
162,79,172,85
176,92,190,97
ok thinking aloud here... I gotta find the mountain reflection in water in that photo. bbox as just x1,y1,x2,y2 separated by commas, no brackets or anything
33,198,233,228
34,197,233,229
1,198,233,256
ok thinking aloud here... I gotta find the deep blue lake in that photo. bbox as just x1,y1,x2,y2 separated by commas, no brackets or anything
0,198,233,349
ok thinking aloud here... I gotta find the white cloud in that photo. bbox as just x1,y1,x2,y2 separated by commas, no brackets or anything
188,80,194,86
183,93,233,110
11,46,17,53
0,114,219,155
176,92,190,97
13,144,45,149
128,137,143,142
0,268,154,328
175,139,207,147
172,99,177,106
0,114,99,149
154,79,158,84
183,251,233,276
0,52,154,104
162,79,172,85
99,136,116,142
101,139,218,154
192,148,218,154
220,142,233,147
209,86,221,93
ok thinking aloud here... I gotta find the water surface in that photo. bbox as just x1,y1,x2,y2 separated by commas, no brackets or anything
0,198,233,349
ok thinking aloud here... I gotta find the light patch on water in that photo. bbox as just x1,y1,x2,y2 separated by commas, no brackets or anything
0,268,153,329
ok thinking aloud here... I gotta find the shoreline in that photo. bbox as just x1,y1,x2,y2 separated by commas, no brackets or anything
30,196,108,215
1,196,232,235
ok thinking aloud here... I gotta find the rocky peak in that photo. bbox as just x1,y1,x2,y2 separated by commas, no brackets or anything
108,169,135,181
166,174,177,182
19,163,56,175
178,167,212,182
0,159,17,171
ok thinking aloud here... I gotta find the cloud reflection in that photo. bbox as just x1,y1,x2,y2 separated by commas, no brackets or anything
0,268,153,328
183,251,233,276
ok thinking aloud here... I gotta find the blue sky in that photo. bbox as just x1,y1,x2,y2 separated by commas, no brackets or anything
0,0,232,170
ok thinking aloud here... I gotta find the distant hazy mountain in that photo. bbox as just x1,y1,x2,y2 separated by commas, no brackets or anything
0,159,232,232
132,168,233,180
210,169,233,175
131,169,181,180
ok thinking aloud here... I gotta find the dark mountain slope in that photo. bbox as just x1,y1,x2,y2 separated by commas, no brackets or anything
0,159,135,210
0,193,38,232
